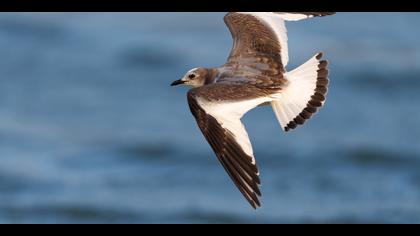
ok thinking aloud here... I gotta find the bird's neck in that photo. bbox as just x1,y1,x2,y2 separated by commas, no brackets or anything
204,68,220,85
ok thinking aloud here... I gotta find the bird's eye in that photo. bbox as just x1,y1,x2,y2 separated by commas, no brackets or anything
188,74,196,79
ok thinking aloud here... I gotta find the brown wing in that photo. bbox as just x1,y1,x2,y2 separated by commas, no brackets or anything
187,87,263,209
223,12,335,79
223,12,285,78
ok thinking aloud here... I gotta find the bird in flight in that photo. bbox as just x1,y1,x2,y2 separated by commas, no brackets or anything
171,12,335,209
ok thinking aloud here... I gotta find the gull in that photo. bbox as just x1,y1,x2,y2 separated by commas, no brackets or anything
171,12,335,209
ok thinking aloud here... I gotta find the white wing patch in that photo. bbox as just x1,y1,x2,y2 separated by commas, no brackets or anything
274,13,314,21
196,97,270,162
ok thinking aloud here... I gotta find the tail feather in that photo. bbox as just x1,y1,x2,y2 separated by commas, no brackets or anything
271,52,329,132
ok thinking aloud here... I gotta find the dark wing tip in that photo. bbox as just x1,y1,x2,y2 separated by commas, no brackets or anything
279,12,336,18
319,12,336,16
305,12,336,17
187,91,262,210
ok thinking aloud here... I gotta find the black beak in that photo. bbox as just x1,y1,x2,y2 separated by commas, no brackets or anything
170,79,185,86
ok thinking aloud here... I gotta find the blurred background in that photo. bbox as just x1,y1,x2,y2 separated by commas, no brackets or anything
0,12,419,223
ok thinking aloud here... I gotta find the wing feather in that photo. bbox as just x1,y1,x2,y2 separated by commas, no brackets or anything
223,12,335,71
187,85,269,209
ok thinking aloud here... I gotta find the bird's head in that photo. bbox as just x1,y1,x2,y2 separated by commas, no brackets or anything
171,68,208,88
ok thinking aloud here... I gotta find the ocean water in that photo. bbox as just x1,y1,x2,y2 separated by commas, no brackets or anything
0,12,420,224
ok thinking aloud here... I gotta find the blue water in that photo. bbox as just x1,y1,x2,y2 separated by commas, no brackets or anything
0,12,420,223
